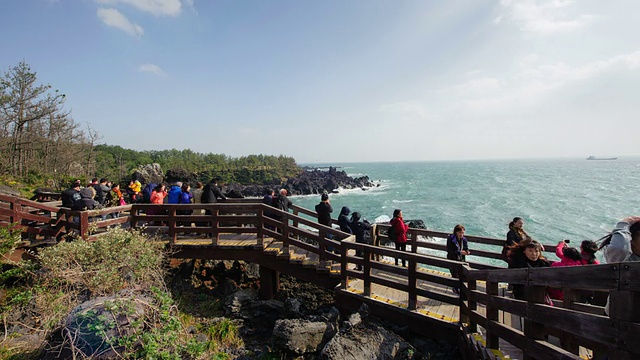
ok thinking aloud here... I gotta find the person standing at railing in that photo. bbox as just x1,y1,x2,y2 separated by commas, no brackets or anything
149,184,167,225
602,217,640,315
447,224,470,295
547,240,583,300
192,182,206,227
177,183,193,227
350,211,372,271
338,206,352,234
167,182,183,204
315,193,333,228
61,180,82,208
390,209,409,267
503,217,532,266
507,239,551,301
601,216,640,263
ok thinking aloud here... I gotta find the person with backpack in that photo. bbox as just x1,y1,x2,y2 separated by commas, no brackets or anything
128,179,142,203
390,209,409,267
350,211,372,271
141,182,158,204
447,224,470,294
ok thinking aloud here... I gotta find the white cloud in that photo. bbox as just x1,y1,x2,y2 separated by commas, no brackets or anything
440,50,640,116
96,0,183,17
138,63,164,75
497,0,595,35
97,8,143,38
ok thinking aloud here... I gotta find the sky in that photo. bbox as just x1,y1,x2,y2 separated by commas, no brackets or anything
1,0,638,163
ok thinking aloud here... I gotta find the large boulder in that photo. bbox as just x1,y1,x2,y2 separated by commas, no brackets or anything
319,321,418,360
62,293,149,359
271,318,338,356
131,163,164,184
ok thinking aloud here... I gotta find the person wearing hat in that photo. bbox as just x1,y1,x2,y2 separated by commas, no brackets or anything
315,192,333,228
72,187,99,211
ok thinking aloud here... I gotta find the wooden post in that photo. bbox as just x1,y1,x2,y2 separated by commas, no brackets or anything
523,276,548,360
341,240,348,290
257,206,264,245
560,288,580,355
372,224,380,261
363,246,371,297
259,266,279,300
212,208,219,246
408,257,417,310
80,211,89,240
485,280,500,349
9,200,21,225
168,207,177,245
319,228,327,268
129,206,137,229
464,268,478,333
281,212,290,258
410,229,418,254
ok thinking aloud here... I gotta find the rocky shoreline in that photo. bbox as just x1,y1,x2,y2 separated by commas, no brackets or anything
168,259,461,359
134,164,376,197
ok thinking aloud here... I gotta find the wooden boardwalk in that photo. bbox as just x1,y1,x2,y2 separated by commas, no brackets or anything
3,195,638,360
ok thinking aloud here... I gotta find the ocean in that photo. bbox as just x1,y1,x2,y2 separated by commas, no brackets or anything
292,158,640,264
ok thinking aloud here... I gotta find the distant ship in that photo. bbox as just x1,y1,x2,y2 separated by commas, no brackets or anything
587,156,618,160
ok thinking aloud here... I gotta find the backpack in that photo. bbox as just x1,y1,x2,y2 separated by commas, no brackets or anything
361,220,372,244
388,223,397,242
142,183,157,203
93,184,105,204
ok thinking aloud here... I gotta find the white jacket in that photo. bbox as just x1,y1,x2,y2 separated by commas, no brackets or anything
603,221,632,264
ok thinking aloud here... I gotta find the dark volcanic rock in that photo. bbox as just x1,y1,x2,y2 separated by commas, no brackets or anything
282,167,374,196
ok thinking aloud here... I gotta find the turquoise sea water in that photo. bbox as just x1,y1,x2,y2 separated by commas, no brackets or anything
292,158,640,263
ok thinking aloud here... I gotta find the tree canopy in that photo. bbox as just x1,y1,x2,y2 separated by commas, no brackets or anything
0,61,302,190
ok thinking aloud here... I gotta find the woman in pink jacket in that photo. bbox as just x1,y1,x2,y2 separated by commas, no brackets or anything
390,209,409,267
548,240,583,300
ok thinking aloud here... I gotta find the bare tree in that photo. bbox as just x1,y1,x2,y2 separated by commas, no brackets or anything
0,61,68,177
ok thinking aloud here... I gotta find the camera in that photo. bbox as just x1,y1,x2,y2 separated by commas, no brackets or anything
563,239,570,244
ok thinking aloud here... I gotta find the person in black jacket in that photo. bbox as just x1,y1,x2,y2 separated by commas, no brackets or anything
201,179,226,204
504,217,532,266
350,211,371,270
61,180,82,208
507,239,550,300
315,193,333,227
338,206,352,234
201,179,227,231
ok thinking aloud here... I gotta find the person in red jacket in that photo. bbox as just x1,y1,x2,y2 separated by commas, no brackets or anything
390,209,409,267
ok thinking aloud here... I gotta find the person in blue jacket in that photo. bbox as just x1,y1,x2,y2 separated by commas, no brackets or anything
167,182,182,204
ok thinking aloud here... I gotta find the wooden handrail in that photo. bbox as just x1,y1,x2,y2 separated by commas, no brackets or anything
3,194,640,359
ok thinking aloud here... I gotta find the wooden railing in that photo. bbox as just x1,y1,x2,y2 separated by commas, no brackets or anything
3,194,640,359
373,225,560,270
339,239,465,310
459,262,640,359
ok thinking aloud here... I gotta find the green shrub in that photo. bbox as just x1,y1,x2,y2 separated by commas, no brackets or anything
38,227,165,296
0,224,22,259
